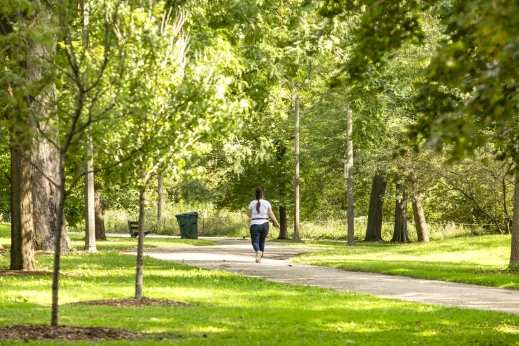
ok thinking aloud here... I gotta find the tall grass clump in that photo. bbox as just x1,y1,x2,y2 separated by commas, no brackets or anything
104,201,249,237
97,201,497,241
285,219,495,242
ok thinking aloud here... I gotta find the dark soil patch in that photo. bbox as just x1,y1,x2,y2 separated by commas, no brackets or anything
68,297,190,307
0,325,138,341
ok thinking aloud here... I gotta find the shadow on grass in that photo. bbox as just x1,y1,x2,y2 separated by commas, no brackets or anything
1,250,519,344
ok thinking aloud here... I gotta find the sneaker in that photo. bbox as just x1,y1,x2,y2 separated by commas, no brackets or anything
255,251,263,263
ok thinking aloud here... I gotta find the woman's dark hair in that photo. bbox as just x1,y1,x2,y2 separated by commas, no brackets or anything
255,187,264,213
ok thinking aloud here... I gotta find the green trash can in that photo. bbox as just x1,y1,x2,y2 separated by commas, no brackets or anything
175,212,198,239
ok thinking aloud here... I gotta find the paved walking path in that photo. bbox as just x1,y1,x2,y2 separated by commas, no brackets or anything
127,237,519,315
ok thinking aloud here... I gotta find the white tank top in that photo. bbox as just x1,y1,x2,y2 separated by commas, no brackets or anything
248,199,271,225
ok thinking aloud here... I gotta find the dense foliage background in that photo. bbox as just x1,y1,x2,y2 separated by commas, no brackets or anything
0,0,516,242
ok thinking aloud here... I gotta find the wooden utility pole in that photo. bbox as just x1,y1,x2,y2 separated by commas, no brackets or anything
293,86,301,240
157,173,163,232
346,106,355,246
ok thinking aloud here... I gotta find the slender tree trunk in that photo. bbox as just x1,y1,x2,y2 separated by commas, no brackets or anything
412,194,429,242
157,173,163,233
391,183,409,243
346,106,354,246
94,190,106,240
502,177,512,234
277,205,288,239
135,188,146,299
365,173,386,241
84,131,96,252
51,153,66,326
10,144,35,270
293,89,300,240
510,170,519,270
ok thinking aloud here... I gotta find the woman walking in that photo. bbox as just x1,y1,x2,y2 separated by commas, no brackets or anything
247,187,280,263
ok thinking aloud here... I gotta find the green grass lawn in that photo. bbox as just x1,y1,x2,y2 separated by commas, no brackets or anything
1,245,519,345
68,233,218,250
292,235,519,289
0,224,218,251
2,223,519,344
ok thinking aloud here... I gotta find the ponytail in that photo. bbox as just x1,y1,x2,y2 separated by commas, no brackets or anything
255,187,264,213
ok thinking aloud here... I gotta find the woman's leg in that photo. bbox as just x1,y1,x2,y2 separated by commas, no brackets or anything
250,224,261,252
258,223,269,253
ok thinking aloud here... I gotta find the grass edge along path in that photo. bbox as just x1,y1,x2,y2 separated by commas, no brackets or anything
0,249,519,345
0,224,218,252
292,234,519,290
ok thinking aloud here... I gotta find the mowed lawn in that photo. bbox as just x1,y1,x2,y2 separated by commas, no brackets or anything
68,233,218,250
0,225,218,252
0,224,519,345
292,235,519,289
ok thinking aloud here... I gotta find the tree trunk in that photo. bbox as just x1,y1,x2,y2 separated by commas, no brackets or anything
391,183,409,243
51,153,66,326
28,0,69,254
84,131,96,252
33,134,72,252
510,170,519,270
94,190,106,240
346,106,354,246
10,144,35,270
135,188,146,299
293,90,300,240
277,205,288,239
157,173,163,233
364,173,387,242
412,194,429,242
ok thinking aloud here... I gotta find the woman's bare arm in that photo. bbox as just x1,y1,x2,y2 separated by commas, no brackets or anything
268,208,280,228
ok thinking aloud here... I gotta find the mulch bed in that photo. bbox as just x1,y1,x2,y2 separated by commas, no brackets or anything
0,325,138,341
1,299,189,341
68,297,190,307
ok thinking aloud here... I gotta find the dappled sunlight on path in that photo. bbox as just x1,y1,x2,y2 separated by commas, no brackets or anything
123,237,519,316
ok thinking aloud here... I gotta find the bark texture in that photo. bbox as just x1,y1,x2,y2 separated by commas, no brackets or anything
10,144,35,270
94,191,106,240
277,205,288,239
391,183,409,243
364,173,387,242
412,194,429,242
33,137,72,252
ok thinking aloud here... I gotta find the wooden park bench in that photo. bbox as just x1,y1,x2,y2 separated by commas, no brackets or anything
128,221,151,238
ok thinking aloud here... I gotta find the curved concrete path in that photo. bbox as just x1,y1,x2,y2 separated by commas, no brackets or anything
130,237,519,316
